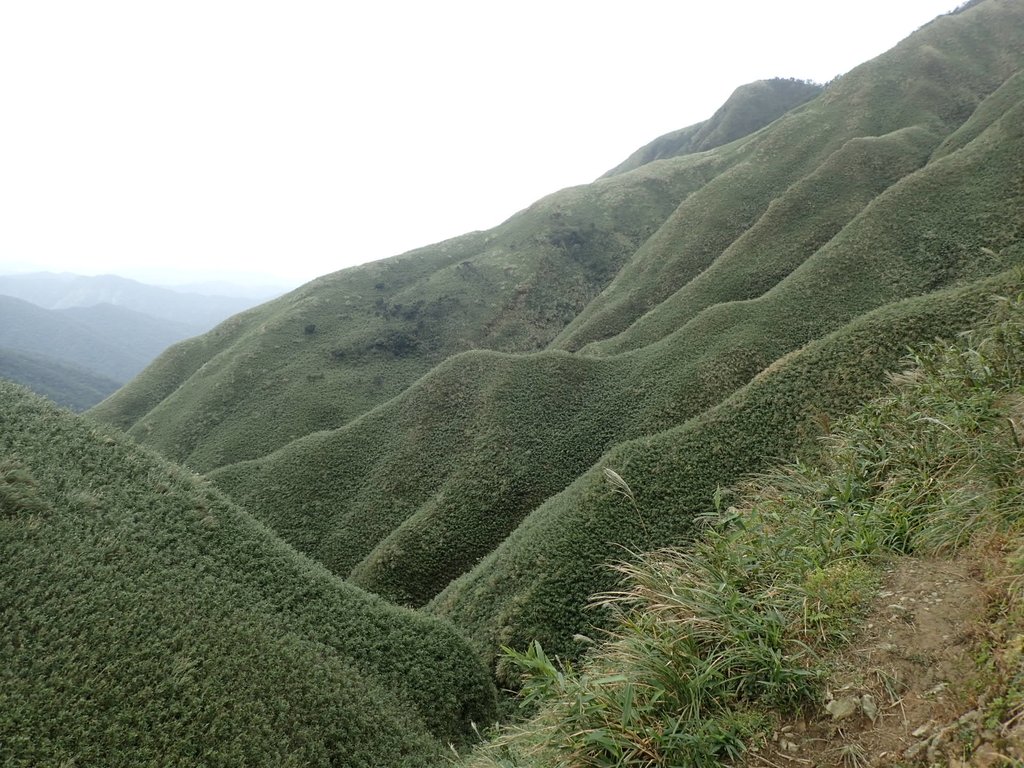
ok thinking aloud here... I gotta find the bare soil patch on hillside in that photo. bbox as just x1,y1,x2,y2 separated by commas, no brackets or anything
748,548,1024,767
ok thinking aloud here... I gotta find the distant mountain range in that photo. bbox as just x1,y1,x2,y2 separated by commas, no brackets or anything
0,272,270,329
0,272,284,409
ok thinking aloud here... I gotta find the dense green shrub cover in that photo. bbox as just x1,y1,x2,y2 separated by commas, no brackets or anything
464,287,1024,768
430,270,1024,678
0,385,496,766
211,87,1024,610
554,0,1024,352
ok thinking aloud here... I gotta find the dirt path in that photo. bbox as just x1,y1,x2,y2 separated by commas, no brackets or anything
748,552,1023,767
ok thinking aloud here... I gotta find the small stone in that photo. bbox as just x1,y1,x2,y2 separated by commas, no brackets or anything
972,744,1004,768
905,740,928,759
861,693,878,722
912,722,933,738
826,696,860,721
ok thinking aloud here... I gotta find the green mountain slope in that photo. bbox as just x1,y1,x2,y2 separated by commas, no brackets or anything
91,153,733,470
428,269,1024,674
87,0,1024,693
0,347,120,411
206,0,1024,613
0,383,495,766
600,78,823,178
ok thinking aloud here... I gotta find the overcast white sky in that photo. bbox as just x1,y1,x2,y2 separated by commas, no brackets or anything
0,1,958,288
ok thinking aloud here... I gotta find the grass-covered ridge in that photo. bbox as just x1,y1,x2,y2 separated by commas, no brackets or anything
0,383,496,766
553,0,1024,353
90,150,728,471
98,1,1024,472
462,286,1024,768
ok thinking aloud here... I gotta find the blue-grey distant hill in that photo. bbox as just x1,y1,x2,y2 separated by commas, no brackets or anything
0,272,283,408
0,347,120,411
0,295,196,384
0,272,266,330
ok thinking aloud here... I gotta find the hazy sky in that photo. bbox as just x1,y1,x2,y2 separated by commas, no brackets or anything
1,1,958,288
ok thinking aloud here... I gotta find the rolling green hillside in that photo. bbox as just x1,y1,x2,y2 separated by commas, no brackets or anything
553,0,1024,352
0,383,495,766
0,347,120,411
429,269,1024,674
204,0,1024,617
84,0,1024,713
91,158,728,469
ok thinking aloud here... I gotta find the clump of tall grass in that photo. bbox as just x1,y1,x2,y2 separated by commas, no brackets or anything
463,291,1024,768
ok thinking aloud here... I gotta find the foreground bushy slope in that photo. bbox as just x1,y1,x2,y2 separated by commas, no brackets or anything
0,384,496,766
89,0,1024,699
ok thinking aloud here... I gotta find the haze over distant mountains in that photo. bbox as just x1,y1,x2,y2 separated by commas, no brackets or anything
0,272,286,409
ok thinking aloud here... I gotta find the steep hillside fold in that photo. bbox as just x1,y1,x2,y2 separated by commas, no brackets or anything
430,270,1024,675
93,151,734,470
0,384,495,766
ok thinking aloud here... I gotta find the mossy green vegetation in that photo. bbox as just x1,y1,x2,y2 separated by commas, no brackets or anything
461,287,1024,768
0,383,495,766
91,156,721,471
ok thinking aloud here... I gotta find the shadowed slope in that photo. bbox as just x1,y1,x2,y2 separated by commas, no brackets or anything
0,348,120,411
0,384,495,766
0,296,195,383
